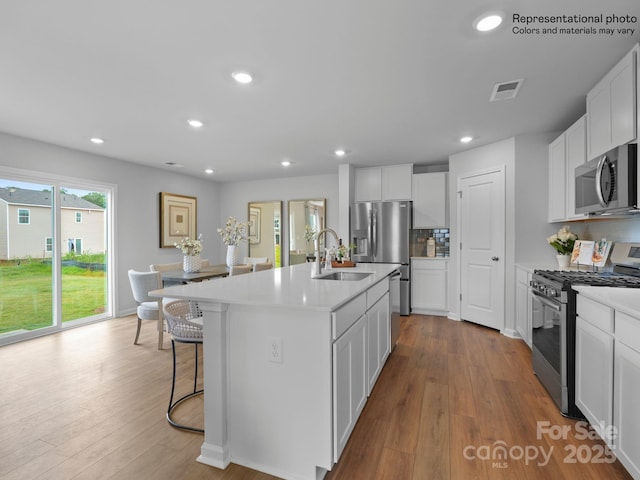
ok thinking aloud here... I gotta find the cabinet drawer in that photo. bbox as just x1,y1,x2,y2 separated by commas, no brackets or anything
367,278,389,310
332,293,367,340
577,294,614,334
616,311,640,353
412,259,447,270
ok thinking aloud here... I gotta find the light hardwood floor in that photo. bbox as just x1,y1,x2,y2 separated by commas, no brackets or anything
0,314,633,480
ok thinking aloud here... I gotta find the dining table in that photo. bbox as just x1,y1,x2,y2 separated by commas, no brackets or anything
161,264,228,286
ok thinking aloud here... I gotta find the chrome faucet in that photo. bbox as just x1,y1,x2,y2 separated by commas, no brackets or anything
313,228,339,276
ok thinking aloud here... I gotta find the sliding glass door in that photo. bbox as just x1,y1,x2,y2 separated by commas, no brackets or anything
0,174,112,343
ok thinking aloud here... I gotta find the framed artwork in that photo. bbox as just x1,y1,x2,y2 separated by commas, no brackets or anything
159,192,197,248
248,206,261,244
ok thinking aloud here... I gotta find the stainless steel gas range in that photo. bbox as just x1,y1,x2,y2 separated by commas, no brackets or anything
531,243,640,418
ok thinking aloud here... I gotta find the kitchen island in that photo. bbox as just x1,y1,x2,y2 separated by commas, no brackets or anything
151,262,400,480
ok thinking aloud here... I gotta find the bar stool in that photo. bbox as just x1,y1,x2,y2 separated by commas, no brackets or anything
163,300,204,433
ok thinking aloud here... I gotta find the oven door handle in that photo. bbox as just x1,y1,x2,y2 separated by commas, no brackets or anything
532,291,562,312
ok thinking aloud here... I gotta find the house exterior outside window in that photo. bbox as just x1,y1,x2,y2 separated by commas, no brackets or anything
45,237,53,252
18,208,30,224
75,212,82,223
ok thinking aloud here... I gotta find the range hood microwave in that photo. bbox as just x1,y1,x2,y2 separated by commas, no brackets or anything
575,143,638,216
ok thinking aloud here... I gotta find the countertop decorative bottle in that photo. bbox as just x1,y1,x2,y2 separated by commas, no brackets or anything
426,237,436,257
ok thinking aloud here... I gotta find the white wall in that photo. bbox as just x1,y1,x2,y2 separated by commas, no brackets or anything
218,174,340,264
0,132,223,315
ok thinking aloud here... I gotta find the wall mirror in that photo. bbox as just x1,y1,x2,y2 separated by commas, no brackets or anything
288,199,326,265
247,201,283,267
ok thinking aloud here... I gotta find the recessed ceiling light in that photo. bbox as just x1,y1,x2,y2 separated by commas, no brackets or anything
334,149,346,157
460,136,473,143
90,137,104,144
188,119,204,128
281,160,291,167
205,168,214,174
473,12,503,32
232,71,253,84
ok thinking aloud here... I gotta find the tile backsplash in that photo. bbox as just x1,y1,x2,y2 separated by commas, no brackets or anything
411,228,450,257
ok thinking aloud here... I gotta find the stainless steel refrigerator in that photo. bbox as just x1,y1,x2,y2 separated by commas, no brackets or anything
351,201,411,320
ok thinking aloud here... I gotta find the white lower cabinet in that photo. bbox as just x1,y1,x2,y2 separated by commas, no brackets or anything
575,316,614,447
614,312,640,479
515,267,532,347
332,279,390,462
575,293,640,479
333,313,367,461
366,292,390,393
411,258,448,315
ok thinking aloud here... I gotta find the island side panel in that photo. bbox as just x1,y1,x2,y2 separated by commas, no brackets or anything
197,302,231,469
227,304,333,480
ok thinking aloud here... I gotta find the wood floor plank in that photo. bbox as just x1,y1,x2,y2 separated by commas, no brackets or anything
0,313,635,480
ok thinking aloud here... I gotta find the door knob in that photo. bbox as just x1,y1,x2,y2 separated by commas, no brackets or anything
491,256,499,261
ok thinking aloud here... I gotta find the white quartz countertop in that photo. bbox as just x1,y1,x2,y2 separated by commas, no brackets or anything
150,262,400,312
573,285,640,318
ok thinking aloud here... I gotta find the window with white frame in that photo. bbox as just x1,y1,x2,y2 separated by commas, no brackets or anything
18,208,30,224
75,211,82,223
45,237,53,252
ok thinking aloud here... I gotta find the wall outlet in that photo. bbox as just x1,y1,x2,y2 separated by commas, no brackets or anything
267,336,283,363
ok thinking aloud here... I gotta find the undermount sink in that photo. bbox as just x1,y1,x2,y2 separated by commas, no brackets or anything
316,271,373,281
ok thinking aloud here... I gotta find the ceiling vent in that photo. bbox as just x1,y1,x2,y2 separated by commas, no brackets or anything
490,79,524,101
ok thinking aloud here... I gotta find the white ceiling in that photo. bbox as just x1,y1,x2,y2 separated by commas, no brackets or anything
1,1,639,183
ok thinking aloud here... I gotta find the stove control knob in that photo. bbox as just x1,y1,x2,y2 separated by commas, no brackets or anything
549,288,557,297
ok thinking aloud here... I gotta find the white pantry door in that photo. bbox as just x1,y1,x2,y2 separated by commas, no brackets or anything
458,168,505,331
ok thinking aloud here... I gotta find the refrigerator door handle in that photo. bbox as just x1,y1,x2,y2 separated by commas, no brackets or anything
372,208,377,258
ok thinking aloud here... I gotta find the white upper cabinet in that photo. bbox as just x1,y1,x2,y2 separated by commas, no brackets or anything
381,164,413,200
355,165,412,202
548,115,586,222
412,172,448,228
586,44,637,160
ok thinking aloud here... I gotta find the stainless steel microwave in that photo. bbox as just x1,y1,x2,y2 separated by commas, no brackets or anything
575,144,638,215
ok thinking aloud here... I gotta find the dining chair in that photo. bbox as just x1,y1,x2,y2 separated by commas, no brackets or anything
163,300,204,433
127,269,164,349
253,262,273,272
149,262,182,272
230,265,252,276
243,256,268,265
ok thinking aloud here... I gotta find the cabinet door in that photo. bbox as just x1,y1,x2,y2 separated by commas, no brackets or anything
565,116,586,220
587,46,637,159
366,292,390,394
411,260,448,313
355,167,382,202
587,81,611,160
548,134,566,222
333,314,367,461
614,342,640,479
382,165,413,201
575,316,614,446
609,48,636,149
412,172,448,227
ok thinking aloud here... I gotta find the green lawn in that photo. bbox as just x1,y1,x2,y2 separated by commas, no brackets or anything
0,260,106,334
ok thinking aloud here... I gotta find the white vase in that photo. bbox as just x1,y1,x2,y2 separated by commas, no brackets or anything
226,245,240,268
556,254,570,269
183,254,202,273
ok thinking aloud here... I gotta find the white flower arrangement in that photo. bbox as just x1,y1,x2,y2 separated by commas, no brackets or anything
304,224,317,242
547,226,578,255
217,216,249,246
175,234,203,256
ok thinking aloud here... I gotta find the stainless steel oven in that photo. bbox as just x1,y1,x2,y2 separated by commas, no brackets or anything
531,287,572,415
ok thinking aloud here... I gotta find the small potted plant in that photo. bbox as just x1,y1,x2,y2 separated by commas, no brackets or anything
547,226,578,268
175,234,203,272
217,217,249,268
